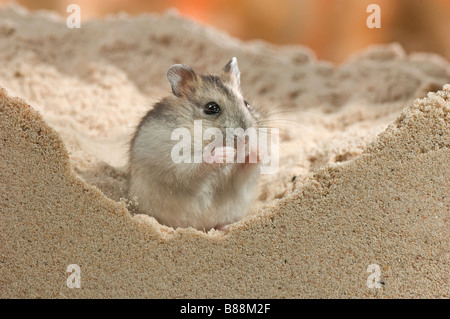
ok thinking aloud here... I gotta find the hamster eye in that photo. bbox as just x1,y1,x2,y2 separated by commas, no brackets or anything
204,102,221,115
244,100,250,109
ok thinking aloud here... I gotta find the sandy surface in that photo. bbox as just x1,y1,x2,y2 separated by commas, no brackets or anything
0,5,449,298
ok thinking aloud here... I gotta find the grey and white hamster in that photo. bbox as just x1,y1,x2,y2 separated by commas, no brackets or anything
129,57,262,231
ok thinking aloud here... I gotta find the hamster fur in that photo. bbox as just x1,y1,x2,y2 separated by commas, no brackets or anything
129,58,262,231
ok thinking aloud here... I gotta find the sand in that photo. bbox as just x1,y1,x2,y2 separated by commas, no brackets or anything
0,4,449,298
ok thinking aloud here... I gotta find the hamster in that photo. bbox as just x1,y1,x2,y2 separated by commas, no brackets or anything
129,57,262,231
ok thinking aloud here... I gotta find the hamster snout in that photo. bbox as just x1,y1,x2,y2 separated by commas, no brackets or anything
129,57,263,231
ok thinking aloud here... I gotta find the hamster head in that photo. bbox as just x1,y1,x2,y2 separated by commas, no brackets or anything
166,57,260,136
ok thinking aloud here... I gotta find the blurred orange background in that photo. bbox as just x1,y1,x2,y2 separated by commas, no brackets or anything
1,0,449,63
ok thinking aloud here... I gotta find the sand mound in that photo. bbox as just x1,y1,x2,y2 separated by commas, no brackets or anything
0,5,449,298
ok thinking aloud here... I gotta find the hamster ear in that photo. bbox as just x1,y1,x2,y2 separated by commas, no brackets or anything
223,57,240,89
167,64,197,98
